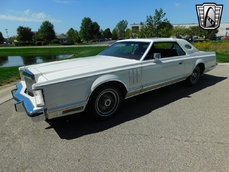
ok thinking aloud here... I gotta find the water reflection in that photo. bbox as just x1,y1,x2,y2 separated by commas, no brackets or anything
0,56,8,66
0,55,71,67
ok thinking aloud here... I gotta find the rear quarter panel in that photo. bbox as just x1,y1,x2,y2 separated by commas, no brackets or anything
184,51,216,76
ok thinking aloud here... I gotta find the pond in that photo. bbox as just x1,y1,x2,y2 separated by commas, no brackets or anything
0,54,72,67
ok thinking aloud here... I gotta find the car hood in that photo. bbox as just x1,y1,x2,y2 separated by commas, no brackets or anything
24,55,139,82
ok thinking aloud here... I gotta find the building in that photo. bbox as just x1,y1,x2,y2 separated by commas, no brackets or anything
173,23,229,38
130,23,229,39
129,23,144,38
130,23,144,31
217,23,229,37
56,34,69,43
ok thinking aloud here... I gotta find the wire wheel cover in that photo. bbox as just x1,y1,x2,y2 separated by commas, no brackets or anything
95,89,119,116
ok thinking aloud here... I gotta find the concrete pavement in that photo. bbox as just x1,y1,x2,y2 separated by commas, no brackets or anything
0,86,15,104
1,64,229,171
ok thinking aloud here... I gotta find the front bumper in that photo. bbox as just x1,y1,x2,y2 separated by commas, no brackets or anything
11,82,46,122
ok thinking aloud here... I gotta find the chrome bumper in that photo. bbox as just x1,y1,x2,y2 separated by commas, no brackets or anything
11,82,46,122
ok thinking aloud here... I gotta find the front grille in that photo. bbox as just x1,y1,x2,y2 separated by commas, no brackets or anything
23,69,36,96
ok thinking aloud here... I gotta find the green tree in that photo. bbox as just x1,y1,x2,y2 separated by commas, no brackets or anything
8,36,17,43
37,21,56,43
139,22,148,38
16,26,34,42
205,29,218,40
153,8,170,36
188,26,204,39
103,28,112,39
75,30,81,43
79,17,93,42
80,18,101,42
116,20,128,37
125,28,131,39
186,26,218,40
91,22,101,39
172,26,189,38
141,8,171,37
157,22,173,37
67,28,81,43
0,32,4,43
144,15,154,37
112,29,118,40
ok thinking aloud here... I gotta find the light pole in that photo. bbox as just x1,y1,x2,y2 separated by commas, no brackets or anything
5,29,9,40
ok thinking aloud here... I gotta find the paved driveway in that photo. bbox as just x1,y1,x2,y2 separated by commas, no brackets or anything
0,64,229,171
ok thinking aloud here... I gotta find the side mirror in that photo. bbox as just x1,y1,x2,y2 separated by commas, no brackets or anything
153,53,161,61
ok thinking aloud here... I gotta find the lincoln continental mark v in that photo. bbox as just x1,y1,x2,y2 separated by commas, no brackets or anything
12,38,217,122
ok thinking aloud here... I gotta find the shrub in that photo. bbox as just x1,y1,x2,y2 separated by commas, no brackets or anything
14,42,34,46
51,39,60,44
193,40,229,53
35,41,42,46
61,41,74,45
193,41,211,51
42,41,49,46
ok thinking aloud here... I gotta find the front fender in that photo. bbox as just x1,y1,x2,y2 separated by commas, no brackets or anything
91,74,127,92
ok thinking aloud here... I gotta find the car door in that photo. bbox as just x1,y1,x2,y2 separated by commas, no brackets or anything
141,42,186,92
157,56,185,80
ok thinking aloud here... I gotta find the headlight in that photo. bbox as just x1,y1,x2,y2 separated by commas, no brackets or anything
33,90,44,107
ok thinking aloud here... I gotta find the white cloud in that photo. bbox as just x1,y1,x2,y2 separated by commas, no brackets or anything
175,3,181,7
0,9,62,22
24,9,31,15
53,0,72,4
175,3,185,8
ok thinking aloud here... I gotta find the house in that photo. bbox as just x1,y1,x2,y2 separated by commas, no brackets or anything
56,34,69,43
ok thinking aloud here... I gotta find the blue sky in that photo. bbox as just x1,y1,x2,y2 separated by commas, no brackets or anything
0,0,228,38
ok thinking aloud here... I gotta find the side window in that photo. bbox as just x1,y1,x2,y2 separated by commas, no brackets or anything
145,42,185,60
173,43,186,56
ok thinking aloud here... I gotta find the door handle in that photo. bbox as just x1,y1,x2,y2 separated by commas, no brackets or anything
179,62,183,65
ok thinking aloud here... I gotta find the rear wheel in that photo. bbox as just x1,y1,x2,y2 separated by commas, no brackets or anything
87,85,123,119
186,65,201,86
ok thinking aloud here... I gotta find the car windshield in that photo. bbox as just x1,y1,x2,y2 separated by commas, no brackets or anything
99,41,150,60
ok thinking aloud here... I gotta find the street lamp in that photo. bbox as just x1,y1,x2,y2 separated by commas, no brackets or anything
5,29,9,39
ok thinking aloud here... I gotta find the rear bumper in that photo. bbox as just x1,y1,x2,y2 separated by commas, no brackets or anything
204,62,218,73
11,82,45,122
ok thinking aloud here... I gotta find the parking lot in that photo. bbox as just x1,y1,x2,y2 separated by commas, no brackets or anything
0,64,229,171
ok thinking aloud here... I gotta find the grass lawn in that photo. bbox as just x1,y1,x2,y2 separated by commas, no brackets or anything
0,46,107,87
216,53,229,63
0,46,107,57
0,67,20,87
193,41,229,62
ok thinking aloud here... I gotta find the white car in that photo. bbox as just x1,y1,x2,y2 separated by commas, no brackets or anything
12,38,217,122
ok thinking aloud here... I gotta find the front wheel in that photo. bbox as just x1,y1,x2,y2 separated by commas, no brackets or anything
87,85,123,119
186,65,201,86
